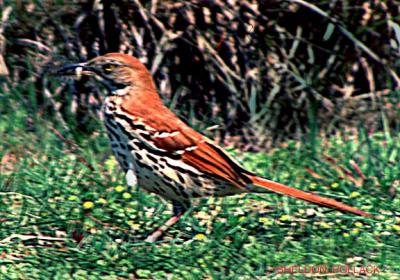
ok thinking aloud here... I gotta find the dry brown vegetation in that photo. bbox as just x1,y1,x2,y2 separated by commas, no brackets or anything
2,0,400,149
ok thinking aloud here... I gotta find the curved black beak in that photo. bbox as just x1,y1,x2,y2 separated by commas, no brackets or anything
54,63,93,80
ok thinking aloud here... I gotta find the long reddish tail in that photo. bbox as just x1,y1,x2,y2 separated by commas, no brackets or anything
250,176,371,217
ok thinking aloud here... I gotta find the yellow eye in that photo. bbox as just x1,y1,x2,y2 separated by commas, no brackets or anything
103,64,115,73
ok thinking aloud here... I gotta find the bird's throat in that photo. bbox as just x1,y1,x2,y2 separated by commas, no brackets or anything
110,86,131,96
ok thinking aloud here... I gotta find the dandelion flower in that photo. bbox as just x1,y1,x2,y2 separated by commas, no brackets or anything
350,228,359,235
122,192,132,199
105,157,118,169
392,225,400,232
350,191,360,198
127,221,141,230
259,217,273,226
115,185,125,192
279,215,290,222
320,221,331,229
331,182,339,189
83,201,94,209
354,222,363,228
97,198,107,204
193,233,207,241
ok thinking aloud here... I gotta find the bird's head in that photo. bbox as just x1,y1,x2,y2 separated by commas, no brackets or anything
56,53,156,96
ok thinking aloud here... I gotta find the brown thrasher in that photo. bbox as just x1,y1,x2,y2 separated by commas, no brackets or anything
57,53,371,242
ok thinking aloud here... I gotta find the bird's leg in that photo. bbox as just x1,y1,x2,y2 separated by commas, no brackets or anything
144,202,187,242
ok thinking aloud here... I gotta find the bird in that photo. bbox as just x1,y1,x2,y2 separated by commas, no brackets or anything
56,53,371,242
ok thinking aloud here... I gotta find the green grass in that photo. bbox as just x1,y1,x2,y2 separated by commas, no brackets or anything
1,92,399,279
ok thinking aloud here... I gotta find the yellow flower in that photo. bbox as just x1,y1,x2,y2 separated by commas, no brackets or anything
127,221,141,230
350,228,359,235
68,195,78,201
279,215,290,222
104,157,118,170
354,222,363,228
331,182,339,189
193,233,207,241
259,217,273,226
122,192,132,199
392,225,400,232
114,185,125,192
83,201,94,209
97,198,107,204
343,232,350,238
320,221,331,229
350,191,360,198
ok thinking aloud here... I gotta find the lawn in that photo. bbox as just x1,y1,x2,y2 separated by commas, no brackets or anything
1,90,399,279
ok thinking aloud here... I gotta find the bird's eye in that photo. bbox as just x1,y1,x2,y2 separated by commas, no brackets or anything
103,64,115,73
